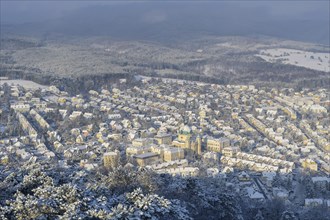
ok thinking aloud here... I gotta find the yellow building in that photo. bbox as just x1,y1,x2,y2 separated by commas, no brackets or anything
172,140,187,148
231,112,239,119
150,146,164,158
132,138,153,147
172,126,202,155
103,151,120,168
207,138,221,152
301,159,318,171
222,147,240,157
321,142,330,152
283,107,297,120
95,132,104,139
197,135,202,155
57,97,67,104
126,146,150,156
178,127,192,146
173,126,192,149
199,110,207,118
154,133,172,145
207,138,230,153
163,147,185,162
0,155,9,165
76,135,85,144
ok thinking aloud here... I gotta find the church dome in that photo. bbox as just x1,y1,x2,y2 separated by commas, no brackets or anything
181,125,191,134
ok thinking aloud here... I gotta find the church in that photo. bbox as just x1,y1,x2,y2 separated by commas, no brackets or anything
172,125,202,155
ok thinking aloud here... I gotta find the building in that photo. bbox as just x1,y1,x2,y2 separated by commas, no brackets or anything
305,199,325,207
301,158,318,171
238,171,251,182
206,168,221,177
108,114,122,120
206,138,221,152
16,112,38,138
126,146,151,156
172,126,202,155
10,103,30,112
30,109,50,130
133,152,160,166
173,125,192,149
207,137,230,153
222,146,240,157
163,147,185,162
154,133,172,145
103,151,120,168
312,177,329,190
0,155,9,165
132,138,153,147
156,167,199,177
309,104,327,114
196,135,202,155
69,111,82,120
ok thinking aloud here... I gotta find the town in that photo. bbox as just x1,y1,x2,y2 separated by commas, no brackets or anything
0,76,329,213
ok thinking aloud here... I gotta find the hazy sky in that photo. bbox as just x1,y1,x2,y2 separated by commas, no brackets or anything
1,1,329,44
2,1,329,24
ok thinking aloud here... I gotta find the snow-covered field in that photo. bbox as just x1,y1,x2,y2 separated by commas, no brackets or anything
256,48,330,72
0,80,47,89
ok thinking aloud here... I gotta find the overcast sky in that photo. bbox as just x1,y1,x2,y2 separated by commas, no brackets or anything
1,1,329,44
2,1,329,24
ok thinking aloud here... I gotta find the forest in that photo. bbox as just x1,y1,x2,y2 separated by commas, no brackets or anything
1,160,328,220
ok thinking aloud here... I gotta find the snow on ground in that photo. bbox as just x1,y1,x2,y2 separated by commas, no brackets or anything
140,75,208,86
0,80,47,89
256,48,330,72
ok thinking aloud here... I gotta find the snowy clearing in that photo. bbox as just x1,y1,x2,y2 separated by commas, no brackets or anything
256,48,330,72
0,80,47,89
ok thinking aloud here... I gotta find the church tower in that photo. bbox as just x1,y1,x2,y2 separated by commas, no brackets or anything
197,135,202,155
178,125,192,149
